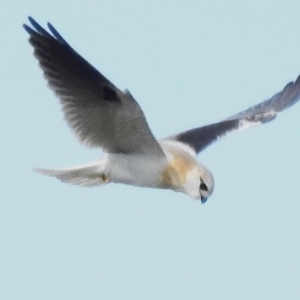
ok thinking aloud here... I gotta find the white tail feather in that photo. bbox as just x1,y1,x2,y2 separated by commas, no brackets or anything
34,159,109,187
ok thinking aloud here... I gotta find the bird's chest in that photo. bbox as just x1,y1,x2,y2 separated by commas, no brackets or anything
108,154,167,188
161,155,195,190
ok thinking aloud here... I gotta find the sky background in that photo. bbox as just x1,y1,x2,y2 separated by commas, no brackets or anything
1,1,300,299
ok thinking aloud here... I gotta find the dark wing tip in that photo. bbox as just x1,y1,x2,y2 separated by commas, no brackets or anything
23,23,35,35
23,16,67,44
278,75,300,111
26,16,52,38
47,22,68,44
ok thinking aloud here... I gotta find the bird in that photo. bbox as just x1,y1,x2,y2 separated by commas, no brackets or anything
23,16,300,203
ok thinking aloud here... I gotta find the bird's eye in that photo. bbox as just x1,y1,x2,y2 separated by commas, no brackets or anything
200,182,208,191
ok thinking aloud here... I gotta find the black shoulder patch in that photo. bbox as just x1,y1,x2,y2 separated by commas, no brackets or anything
102,85,118,101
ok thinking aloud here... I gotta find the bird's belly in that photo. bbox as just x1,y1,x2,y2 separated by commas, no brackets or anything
107,154,168,188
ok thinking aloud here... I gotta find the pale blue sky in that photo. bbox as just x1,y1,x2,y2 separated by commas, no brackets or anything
1,0,300,299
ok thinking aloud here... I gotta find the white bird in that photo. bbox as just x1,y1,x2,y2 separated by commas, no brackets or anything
23,17,300,203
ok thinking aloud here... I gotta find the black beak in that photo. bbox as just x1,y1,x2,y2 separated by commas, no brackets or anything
201,196,207,204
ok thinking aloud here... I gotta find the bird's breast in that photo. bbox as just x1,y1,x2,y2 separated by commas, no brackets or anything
161,155,195,189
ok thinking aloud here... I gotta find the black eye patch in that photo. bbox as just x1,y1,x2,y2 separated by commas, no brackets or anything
200,182,208,191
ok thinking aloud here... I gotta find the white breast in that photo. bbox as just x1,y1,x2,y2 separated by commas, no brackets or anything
159,141,201,197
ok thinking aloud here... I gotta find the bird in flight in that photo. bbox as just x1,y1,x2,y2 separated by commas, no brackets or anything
23,16,300,203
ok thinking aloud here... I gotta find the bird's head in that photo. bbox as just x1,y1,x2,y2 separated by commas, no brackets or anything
181,162,214,203
160,141,214,202
198,163,214,203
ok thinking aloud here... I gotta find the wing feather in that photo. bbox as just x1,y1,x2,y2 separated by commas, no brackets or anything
24,17,164,158
167,75,300,154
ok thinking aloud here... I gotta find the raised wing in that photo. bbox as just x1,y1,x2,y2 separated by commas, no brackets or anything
23,17,165,158
166,75,300,155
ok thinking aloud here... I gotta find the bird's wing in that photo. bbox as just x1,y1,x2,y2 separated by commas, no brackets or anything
23,17,165,158
165,75,300,155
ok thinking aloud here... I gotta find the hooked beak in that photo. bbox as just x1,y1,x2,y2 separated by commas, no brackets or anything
201,195,207,204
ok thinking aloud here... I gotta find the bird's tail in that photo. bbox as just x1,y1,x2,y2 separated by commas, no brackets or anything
34,159,109,187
